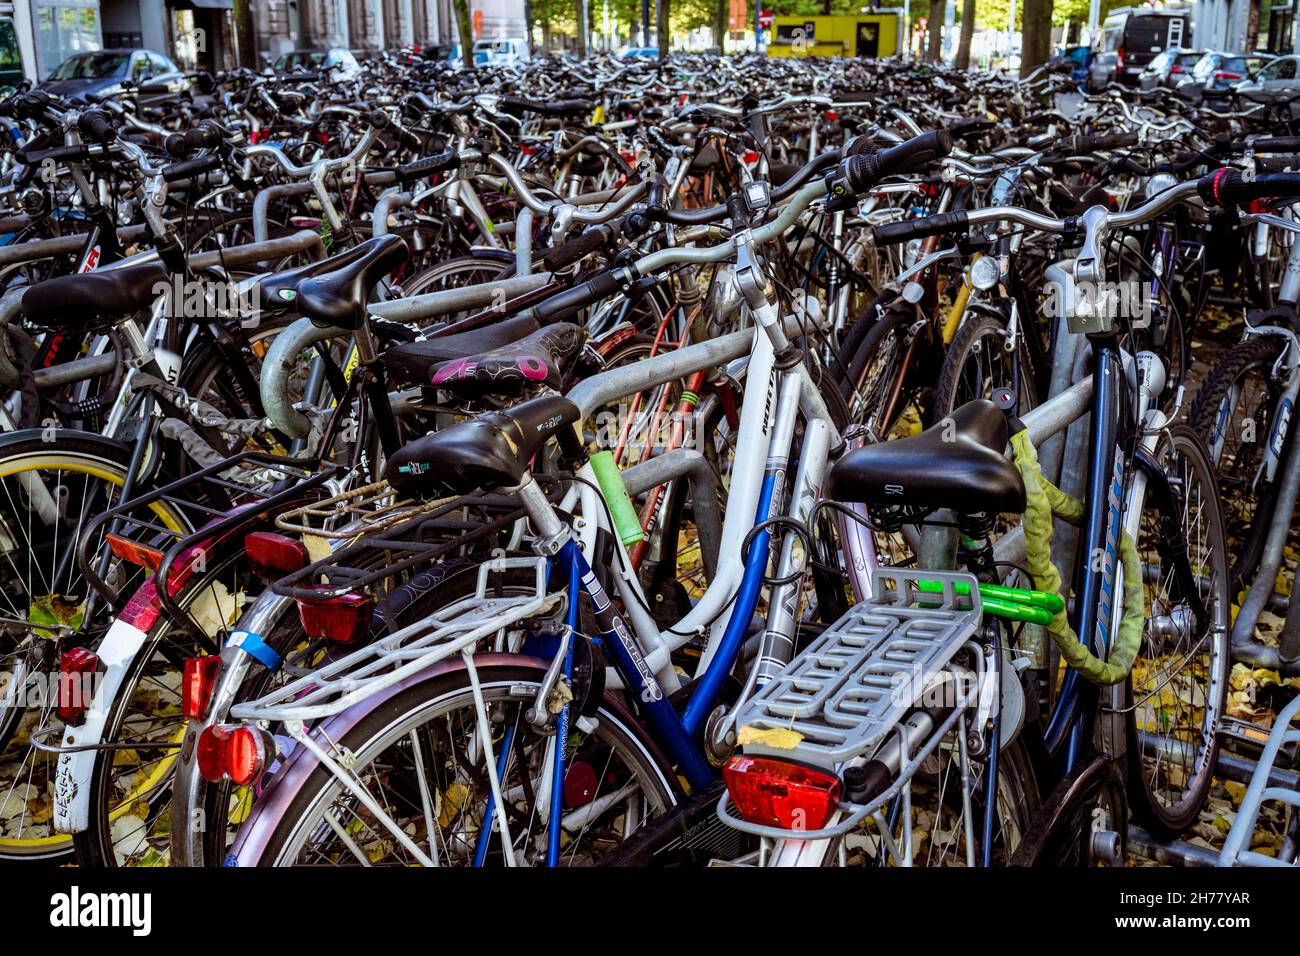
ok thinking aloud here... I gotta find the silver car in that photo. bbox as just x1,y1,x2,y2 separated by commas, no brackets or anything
1236,54,1300,105
1138,48,1203,91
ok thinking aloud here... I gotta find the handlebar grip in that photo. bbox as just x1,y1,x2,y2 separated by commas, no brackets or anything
1055,131,1138,155
184,123,224,152
367,109,390,130
165,133,192,158
541,225,611,272
20,143,91,165
1090,131,1139,151
77,109,116,143
532,270,621,324
162,153,221,183
1252,136,1300,153
872,210,969,246
1198,168,1300,207
841,128,954,193
843,134,876,158
396,149,459,183
1255,155,1300,174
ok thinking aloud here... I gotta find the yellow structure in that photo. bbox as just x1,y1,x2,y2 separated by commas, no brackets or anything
765,14,904,58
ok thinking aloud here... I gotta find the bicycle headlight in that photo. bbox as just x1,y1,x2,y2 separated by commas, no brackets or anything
1144,173,1178,200
970,256,1001,291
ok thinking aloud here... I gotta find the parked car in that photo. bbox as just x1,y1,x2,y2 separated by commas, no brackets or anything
1095,10,1191,86
271,48,362,80
621,46,659,59
1180,51,1276,101
471,39,530,67
1088,51,1119,91
1236,54,1300,105
39,49,184,105
1138,47,1204,91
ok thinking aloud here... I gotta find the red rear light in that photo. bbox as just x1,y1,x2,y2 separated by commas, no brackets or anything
182,656,221,720
106,533,163,572
197,725,271,785
723,755,841,831
245,531,308,579
249,128,268,145
57,647,100,724
297,590,374,643
743,150,759,164
1117,48,1125,70
823,110,838,122
1215,71,1242,81
1171,65,1183,74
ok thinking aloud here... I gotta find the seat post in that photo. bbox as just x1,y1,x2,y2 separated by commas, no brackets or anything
353,315,401,457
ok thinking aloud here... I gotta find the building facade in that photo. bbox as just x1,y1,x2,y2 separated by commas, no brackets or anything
3,0,525,83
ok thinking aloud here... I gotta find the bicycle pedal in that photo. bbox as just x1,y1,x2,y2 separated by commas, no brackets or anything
732,568,985,770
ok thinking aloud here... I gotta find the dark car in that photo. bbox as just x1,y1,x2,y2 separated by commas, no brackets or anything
39,49,184,105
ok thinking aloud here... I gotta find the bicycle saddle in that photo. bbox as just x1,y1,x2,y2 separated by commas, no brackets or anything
828,399,1027,515
257,244,392,314
22,261,169,327
428,323,583,398
379,313,542,384
295,234,409,331
384,393,580,495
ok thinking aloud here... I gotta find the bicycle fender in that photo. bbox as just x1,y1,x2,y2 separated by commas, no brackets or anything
53,617,150,833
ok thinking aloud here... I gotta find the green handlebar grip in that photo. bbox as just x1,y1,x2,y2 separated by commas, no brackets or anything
589,450,645,546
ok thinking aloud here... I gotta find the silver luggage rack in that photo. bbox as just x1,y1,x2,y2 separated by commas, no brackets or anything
717,568,987,841
229,556,562,724
1219,693,1300,867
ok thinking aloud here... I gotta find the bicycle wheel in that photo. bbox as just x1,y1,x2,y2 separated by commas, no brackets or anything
842,311,915,438
767,730,1040,867
240,666,678,866
0,431,186,862
73,548,257,867
1187,334,1287,594
932,306,1038,422
1126,424,1230,836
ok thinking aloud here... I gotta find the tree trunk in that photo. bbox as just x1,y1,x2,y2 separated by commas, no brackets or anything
232,0,255,68
955,0,974,68
524,0,534,54
576,0,588,56
927,0,942,62
1019,0,1053,77
452,0,475,68
657,0,670,59
713,0,727,51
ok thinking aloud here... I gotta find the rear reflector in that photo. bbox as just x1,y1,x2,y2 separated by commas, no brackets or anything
297,590,374,644
245,531,308,579
182,656,221,720
57,647,101,724
723,755,841,831
106,533,164,572
197,725,271,785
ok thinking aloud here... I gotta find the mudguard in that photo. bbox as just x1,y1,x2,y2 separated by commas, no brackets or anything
53,618,150,833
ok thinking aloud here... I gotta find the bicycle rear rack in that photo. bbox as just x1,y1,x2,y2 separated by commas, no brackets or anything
269,478,562,601
77,452,341,636
1219,693,1300,867
231,556,560,723
718,568,987,842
